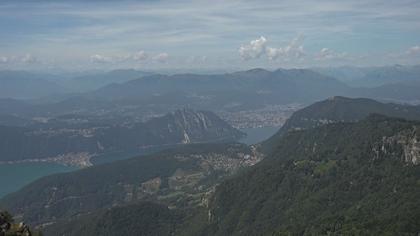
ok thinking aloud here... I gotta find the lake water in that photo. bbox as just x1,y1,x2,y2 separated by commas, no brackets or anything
0,126,280,199
0,162,76,198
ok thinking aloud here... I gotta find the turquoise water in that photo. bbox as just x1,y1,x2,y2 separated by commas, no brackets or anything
0,126,280,199
0,162,76,198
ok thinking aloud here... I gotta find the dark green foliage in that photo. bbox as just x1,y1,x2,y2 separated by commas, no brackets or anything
43,202,211,236
262,96,420,153
206,115,420,235
0,142,250,227
43,202,182,236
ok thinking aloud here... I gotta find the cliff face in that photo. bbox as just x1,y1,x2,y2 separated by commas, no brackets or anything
373,126,420,165
0,109,244,164
0,211,39,236
164,109,245,144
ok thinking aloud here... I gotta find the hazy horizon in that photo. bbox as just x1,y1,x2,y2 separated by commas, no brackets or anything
1,0,420,72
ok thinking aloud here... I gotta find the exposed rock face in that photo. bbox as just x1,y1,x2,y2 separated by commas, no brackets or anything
0,211,37,236
373,126,420,165
0,109,244,166
166,109,245,143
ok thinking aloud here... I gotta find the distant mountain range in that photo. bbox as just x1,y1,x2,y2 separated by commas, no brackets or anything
0,71,68,99
70,67,420,109
92,68,350,104
314,64,420,87
0,69,153,99
1,66,420,112
59,69,154,92
0,109,244,164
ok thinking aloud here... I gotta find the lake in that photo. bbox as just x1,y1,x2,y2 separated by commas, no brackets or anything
0,126,280,198
0,162,76,198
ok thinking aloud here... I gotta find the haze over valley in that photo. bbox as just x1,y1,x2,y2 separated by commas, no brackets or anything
1,0,420,235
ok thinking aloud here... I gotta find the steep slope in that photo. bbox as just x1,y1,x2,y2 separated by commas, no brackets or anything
206,115,420,235
0,211,41,236
42,202,185,236
0,109,244,163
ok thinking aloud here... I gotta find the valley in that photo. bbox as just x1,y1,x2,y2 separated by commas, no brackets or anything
2,96,420,235
1,2,420,235
0,125,277,199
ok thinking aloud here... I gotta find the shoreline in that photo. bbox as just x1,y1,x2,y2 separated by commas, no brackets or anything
0,152,94,168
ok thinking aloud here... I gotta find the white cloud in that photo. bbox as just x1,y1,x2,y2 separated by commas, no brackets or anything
239,35,305,61
266,47,283,60
283,35,305,59
131,50,148,61
90,51,170,64
90,54,113,63
315,48,347,60
239,36,267,60
20,54,38,63
407,45,420,55
153,52,169,63
0,54,40,64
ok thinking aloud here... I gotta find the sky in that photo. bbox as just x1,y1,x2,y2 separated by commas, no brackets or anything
0,0,420,72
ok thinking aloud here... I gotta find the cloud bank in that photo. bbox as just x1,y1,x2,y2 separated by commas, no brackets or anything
239,36,306,61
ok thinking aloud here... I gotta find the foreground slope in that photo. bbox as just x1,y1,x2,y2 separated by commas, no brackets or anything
0,143,260,228
207,115,420,235
36,115,420,236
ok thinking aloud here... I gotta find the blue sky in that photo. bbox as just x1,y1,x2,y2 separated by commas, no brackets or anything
1,0,420,71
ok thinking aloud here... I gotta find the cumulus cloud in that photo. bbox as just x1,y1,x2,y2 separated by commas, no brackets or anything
0,54,40,64
406,45,420,55
239,35,305,61
90,51,169,64
153,52,169,63
131,50,148,61
90,54,113,63
239,36,267,60
265,47,282,60
283,35,305,59
315,48,347,60
20,54,38,63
